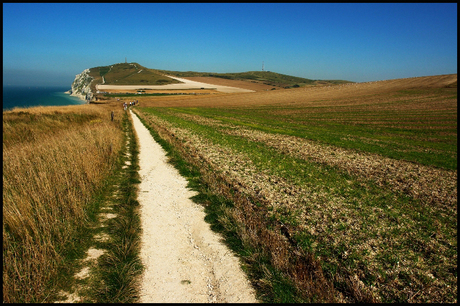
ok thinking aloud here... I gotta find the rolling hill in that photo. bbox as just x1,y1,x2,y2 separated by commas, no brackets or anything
77,62,353,98
156,69,352,88
86,63,181,93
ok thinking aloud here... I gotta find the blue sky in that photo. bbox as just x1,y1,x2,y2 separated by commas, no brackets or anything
3,3,457,87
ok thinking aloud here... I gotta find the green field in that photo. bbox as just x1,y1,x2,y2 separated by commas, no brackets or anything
132,85,457,302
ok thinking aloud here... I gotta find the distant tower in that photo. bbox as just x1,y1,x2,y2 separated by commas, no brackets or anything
125,57,127,63
262,61,264,71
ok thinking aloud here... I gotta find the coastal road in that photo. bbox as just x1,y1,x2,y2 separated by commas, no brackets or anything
130,109,258,303
97,75,255,93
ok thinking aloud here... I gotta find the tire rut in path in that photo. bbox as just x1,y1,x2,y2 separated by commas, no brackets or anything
130,110,258,303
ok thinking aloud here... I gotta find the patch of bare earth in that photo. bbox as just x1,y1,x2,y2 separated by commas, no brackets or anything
54,248,105,303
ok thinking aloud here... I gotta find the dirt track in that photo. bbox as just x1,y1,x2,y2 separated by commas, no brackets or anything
179,76,279,92
130,109,257,303
97,75,255,94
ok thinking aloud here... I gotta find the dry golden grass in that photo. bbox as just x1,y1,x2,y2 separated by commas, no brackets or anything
3,104,124,303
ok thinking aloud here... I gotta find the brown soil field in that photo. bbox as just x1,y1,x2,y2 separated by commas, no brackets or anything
132,74,457,108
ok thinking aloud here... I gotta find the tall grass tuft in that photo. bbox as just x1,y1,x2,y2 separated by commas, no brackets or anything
3,105,124,303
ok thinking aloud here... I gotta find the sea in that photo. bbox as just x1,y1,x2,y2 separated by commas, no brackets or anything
3,86,87,112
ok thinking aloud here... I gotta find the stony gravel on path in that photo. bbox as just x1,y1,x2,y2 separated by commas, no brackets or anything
130,110,258,303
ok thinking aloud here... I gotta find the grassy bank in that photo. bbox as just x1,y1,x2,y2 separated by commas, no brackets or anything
3,105,125,302
132,84,457,303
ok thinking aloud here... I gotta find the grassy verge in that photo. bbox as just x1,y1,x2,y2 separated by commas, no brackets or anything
88,110,143,303
42,108,143,303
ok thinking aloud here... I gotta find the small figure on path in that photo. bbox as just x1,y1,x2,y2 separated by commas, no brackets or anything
111,111,114,121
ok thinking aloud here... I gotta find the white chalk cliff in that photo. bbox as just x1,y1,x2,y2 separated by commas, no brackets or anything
68,69,94,102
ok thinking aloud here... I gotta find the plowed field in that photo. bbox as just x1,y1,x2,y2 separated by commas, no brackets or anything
130,73,456,303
